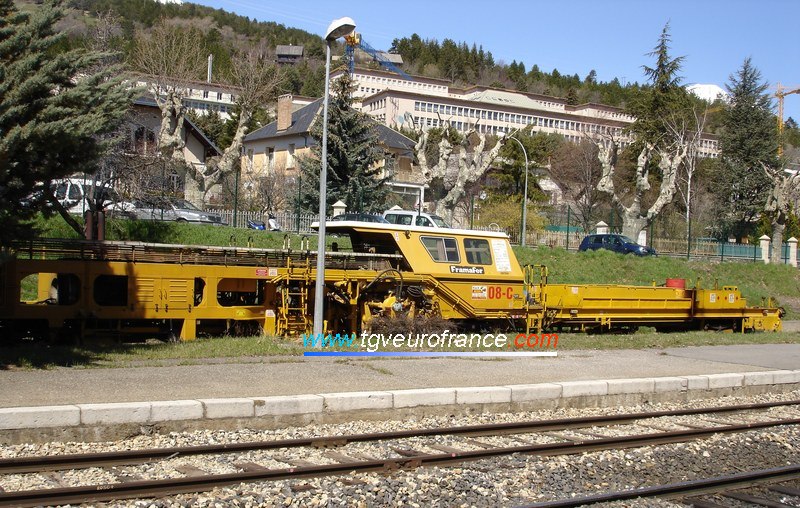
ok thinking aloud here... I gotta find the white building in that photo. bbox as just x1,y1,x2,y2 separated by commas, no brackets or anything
133,76,241,120
336,67,719,158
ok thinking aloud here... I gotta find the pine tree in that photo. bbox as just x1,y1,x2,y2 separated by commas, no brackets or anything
298,73,389,215
627,22,689,145
0,0,133,243
711,58,778,241
566,88,579,106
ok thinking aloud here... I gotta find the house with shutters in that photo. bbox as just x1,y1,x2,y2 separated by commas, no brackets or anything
241,94,424,209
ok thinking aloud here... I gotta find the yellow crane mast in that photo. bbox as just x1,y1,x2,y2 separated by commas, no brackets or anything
776,83,800,156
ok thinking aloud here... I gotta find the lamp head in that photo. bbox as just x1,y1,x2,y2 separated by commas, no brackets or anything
325,17,356,41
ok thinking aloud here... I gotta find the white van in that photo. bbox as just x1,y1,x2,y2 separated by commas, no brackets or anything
382,209,450,228
51,177,124,215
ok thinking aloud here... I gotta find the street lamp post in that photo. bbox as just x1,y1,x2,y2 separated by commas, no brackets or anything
313,17,356,338
506,136,529,246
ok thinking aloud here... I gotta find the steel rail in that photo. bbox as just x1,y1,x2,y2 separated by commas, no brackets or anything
1,417,798,507
518,464,800,508
2,398,798,474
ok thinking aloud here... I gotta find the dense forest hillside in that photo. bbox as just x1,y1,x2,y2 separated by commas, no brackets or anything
389,34,639,107
15,0,646,108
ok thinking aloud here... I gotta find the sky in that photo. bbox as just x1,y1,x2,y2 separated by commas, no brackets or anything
191,0,800,120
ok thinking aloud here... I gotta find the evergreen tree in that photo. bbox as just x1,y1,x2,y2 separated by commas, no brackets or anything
494,129,562,198
627,22,689,145
298,73,389,215
187,110,226,149
711,58,778,241
566,87,579,105
0,0,133,243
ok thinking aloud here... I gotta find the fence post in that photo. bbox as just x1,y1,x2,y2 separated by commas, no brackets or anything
332,200,347,217
788,237,798,267
759,235,770,264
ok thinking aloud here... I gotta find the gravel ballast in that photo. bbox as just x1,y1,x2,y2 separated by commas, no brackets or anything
1,391,799,507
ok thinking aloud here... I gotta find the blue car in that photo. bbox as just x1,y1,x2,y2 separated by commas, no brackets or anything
578,234,657,256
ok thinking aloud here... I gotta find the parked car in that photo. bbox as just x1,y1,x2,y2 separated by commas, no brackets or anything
382,209,450,228
131,197,226,225
331,213,389,223
578,234,657,256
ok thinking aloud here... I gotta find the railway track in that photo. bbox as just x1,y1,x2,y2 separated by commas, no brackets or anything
523,464,800,507
1,399,799,507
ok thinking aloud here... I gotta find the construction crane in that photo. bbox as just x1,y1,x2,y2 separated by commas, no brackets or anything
776,83,800,157
344,32,412,81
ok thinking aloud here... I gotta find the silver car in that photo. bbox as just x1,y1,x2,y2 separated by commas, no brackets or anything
132,197,226,225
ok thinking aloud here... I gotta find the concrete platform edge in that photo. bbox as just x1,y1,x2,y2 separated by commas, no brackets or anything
1,369,799,444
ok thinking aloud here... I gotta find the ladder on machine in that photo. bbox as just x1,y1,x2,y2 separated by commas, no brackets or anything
277,257,312,336
524,264,548,334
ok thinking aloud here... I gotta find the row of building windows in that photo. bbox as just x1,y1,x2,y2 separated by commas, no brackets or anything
188,89,235,103
185,101,233,114
355,73,447,94
368,98,387,111
408,116,643,150
244,144,297,173
410,102,625,137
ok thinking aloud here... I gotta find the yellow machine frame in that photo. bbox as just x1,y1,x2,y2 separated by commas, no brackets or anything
0,223,783,341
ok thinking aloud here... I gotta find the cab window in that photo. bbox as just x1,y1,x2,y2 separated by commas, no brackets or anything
463,238,492,265
68,183,82,200
415,216,433,227
387,214,412,225
54,182,68,200
421,236,459,262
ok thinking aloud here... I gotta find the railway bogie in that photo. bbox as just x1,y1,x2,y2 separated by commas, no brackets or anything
0,223,783,342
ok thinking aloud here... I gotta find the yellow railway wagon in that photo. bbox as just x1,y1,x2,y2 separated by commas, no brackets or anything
0,223,783,342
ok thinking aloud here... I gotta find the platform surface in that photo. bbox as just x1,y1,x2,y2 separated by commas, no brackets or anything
1,344,798,408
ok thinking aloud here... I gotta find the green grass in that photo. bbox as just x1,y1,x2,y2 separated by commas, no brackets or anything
1,336,304,370
28,214,350,250
555,329,799,350
2,330,796,370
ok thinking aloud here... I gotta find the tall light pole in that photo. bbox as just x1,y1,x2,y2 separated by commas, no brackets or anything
313,16,356,337
506,135,529,246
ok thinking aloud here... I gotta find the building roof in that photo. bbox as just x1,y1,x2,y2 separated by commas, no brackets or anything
276,45,304,57
244,99,415,153
245,98,323,140
133,97,222,156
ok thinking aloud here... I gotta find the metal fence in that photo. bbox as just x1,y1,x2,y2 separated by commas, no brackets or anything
207,209,322,233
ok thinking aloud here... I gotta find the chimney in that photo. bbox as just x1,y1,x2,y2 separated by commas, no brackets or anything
277,94,292,131
207,54,213,82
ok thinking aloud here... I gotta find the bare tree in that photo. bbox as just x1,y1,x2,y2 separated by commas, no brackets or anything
593,134,688,240
665,107,708,242
407,115,504,223
763,163,800,262
186,47,283,200
131,21,205,163
89,10,121,52
549,139,603,233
